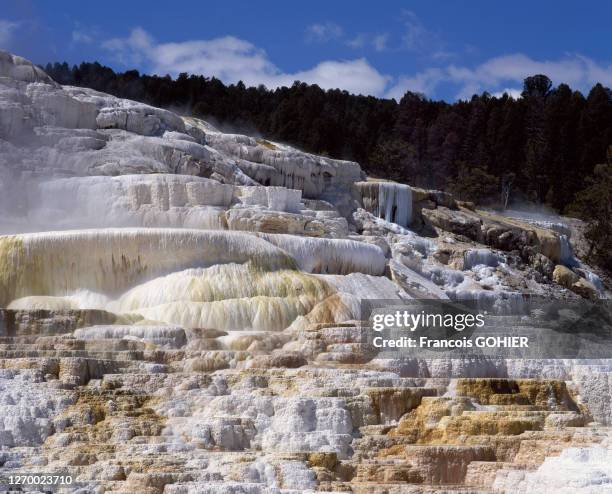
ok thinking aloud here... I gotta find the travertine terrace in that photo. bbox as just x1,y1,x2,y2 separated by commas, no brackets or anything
0,50,611,493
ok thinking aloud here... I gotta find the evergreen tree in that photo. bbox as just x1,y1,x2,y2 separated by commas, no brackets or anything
569,148,612,271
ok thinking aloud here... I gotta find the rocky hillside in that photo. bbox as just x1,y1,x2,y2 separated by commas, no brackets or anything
0,50,611,493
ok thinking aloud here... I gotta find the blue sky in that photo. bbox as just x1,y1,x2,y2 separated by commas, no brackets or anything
2,0,611,100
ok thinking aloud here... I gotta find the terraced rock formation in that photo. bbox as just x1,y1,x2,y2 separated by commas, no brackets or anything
0,50,611,493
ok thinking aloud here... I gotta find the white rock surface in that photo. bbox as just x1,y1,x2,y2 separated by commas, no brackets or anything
0,52,610,494
494,445,612,493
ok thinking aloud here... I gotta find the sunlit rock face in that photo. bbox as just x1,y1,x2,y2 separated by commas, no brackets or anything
0,51,611,493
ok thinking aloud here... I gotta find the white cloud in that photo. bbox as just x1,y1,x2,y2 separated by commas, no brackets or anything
152,36,274,80
386,68,444,99
346,34,366,49
0,19,19,48
305,22,343,42
287,59,391,95
71,23,101,45
102,28,390,96
373,34,388,52
72,29,93,44
348,33,389,52
389,53,612,100
401,10,430,51
102,27,155,66
449,53,612,99
431,50,454,61
101,29,612,100
400,9,448,57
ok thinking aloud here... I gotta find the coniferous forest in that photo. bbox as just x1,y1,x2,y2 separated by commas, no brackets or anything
44,62,611,216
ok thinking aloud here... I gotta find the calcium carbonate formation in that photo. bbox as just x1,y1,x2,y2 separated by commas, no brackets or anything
356,181,413,227
0,50,611,493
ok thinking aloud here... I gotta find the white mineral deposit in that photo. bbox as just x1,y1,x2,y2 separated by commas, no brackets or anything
0,49,610,493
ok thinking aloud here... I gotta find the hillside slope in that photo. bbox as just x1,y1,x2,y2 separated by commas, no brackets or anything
0,50,611,493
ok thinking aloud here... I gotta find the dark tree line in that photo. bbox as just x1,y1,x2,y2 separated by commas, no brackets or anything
45,61,611,213
569,147,612,272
